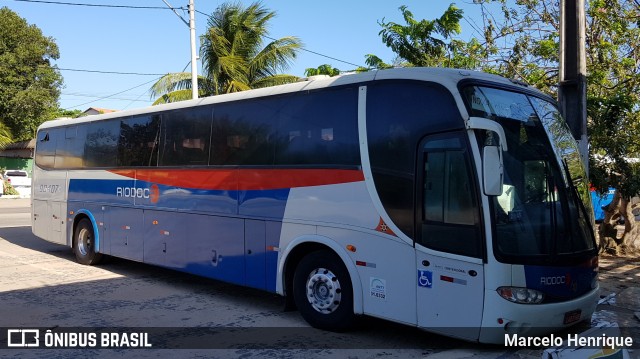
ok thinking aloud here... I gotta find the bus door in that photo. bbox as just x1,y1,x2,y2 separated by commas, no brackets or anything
415,131,484,341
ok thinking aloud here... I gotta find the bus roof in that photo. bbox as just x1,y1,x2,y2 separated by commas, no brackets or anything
40,67,538,130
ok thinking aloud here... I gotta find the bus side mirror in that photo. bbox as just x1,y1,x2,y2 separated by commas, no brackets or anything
483,145,504,196
466,117,507,196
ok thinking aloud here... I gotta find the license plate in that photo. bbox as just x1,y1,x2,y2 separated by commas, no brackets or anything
563,309,582,324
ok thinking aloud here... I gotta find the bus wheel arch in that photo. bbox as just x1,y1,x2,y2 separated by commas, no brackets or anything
282,239,362,330
72,215,103,265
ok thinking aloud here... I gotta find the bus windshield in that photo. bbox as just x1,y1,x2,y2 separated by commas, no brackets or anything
463,86,596,263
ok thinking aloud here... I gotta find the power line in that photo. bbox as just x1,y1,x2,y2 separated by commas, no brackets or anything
120,88,152,110
66,77,160,110
61,61,191,110
9,0,181,10
194,9,367,69
122,61,191,110
19,1,369,102
62,92,149,102
14,1,367,70
298,45,365,69
58,67,165,76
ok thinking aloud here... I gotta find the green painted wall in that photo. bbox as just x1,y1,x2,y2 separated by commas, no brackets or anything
0,158,33,176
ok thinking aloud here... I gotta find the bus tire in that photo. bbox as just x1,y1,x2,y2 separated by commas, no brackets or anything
293,249,356,332
73,218,102,265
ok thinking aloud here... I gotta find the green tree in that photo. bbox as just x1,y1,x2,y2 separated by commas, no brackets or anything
306,55,398,76
368,5,486,71
363,54,395,70
465,0,566,93
377,4,465,67
51,108,83,119
304,64,340,77
467,0,640,251
584,0,640,249
0,7,62,141
151,2,302,104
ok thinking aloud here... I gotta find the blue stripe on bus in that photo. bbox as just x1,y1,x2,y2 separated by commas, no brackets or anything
68,179,290,219
68,179,285,292
524,264,597,300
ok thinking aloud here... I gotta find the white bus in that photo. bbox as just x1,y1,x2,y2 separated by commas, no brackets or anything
32,68,598,344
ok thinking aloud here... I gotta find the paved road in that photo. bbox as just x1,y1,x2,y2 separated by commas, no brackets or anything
0,198,30,228
2,199,636,358
0,199,512,358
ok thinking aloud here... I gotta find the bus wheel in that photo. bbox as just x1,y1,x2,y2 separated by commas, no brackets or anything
293,250,355,332
73,218,102,265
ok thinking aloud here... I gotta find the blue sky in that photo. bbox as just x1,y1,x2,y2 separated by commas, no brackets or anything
2,0,487,111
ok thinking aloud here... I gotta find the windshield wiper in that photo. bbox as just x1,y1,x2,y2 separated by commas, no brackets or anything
544,161,558,257
561,159,596,244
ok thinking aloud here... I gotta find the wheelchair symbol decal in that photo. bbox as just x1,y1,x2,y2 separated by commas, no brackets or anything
418,270,432,288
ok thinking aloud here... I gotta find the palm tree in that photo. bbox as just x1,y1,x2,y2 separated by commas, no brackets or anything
0,121,12,149
151,2,302,104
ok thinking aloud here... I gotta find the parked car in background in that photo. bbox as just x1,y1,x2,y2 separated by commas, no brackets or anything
0,172,4,196
3,170,32,197
3,170,31,187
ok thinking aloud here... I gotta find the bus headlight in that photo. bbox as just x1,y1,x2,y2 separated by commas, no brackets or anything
497,287,544,304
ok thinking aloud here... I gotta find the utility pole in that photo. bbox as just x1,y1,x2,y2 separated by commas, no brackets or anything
163,0,198,100
559,0,588,173
189,0,198,100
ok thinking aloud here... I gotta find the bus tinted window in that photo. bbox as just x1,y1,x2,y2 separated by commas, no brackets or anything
209,87,359,166
211,99,276,166
35,128,62,169
55,125,87,168
367,81,463,238
160,107,212,166
84,120,120,167
119,115,161,167
368,81,462,173
275,87,359,166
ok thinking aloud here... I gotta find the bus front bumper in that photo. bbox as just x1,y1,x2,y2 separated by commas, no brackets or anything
478,286,599,344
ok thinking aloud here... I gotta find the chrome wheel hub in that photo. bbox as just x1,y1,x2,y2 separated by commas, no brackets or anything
306,267,341,313
77,228,91,256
